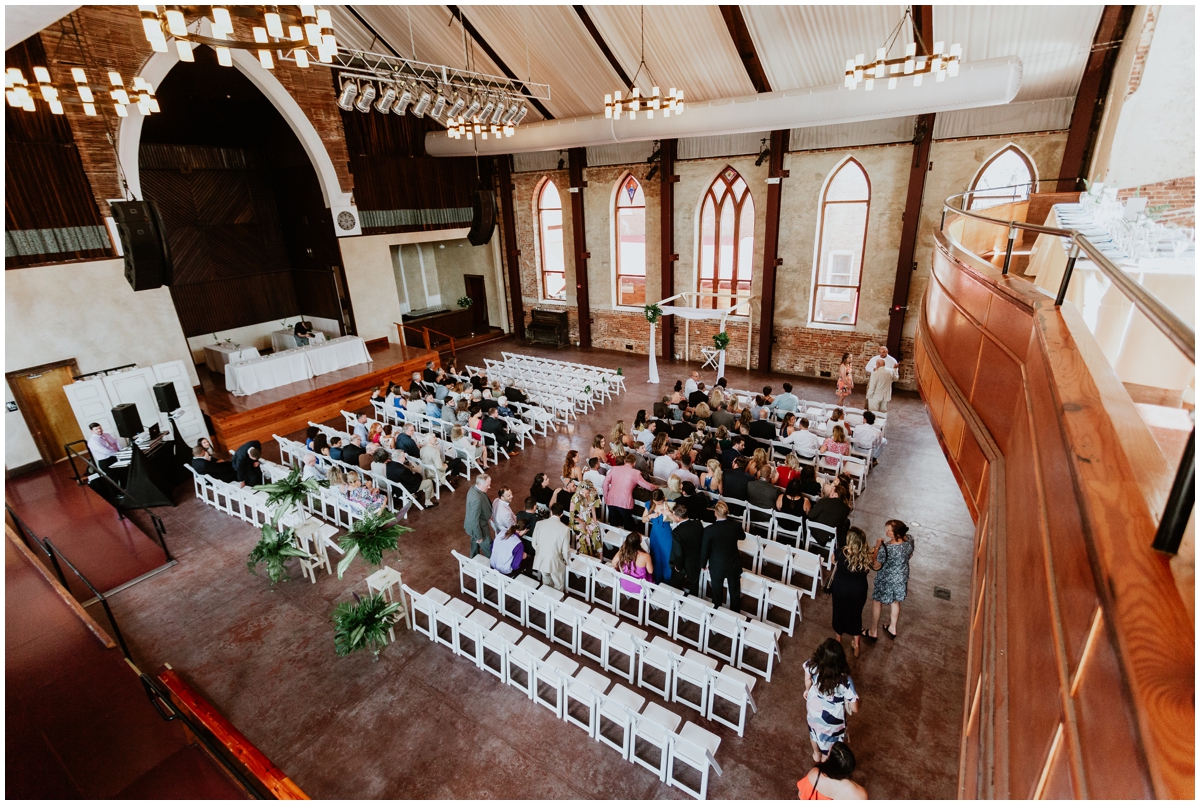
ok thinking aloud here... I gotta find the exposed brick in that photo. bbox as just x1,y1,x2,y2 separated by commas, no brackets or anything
1117,176,1195,228
1127,5,1160,98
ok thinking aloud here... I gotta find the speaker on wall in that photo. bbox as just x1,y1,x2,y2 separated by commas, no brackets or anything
153,381,180,413
467,189,496,246
110,200,173,291
111,403,144,438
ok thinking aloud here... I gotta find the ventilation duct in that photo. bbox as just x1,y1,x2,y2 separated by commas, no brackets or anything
426,56,1022,157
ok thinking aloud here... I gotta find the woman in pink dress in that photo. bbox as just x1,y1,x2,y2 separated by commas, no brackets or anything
611,531,652,593
821,425,852,470
836,352,853,407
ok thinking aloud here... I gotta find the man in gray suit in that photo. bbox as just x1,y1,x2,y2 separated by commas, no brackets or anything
464,473,494,558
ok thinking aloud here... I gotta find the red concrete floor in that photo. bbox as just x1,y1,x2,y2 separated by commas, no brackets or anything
6,461,171,599
5,533,244,798
93,341,974,799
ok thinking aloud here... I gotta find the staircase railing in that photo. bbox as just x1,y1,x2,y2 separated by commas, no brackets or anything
395,322,457,364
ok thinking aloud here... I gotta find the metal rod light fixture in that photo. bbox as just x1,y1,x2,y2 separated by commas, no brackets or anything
5,64,155,118
844,7,960,91
602,6,684,122
137,5,338,70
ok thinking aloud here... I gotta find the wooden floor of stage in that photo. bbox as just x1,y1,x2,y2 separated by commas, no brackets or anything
196,341,439,452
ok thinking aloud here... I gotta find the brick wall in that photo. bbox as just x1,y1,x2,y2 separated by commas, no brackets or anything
1126,5,1160,98
36,7,352,216
1117,177,1196,228
771,326,915,388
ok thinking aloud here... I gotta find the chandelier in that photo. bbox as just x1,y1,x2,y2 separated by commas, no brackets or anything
315,47,547,138
5,66,157,117
138,5,338,70
602,6,684,121
844,8,960,91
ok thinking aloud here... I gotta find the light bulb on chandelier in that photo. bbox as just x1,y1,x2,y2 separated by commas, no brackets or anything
844,8,960,92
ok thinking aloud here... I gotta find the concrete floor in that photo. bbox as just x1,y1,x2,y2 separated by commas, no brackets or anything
102,341,975,799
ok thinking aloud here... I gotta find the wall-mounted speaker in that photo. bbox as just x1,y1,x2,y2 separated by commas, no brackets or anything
110,200,173,291
153,381,180,413
467,189,496,246
111,403,144,438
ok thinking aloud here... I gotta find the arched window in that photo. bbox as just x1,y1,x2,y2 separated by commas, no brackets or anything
698,166,754,315
968,145,1036,210
614,175,646,307
537,179,567,301
811,159,870,326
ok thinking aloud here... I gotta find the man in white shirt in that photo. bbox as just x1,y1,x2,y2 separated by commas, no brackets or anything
301,453,326,482
864,346,899,375
352,413,370,443
670,458,701,488
86,422,122,471
491,486,516,536
653,448,680,481
684,371,700,397
787,418,824,458
582,457,606,491
851,410,886,463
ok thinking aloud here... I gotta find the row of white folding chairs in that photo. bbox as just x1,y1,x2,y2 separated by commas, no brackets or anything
404,583,722,799
358,404,507,466
318,419,454,499
259,458,370,533
396,398,539,450
564,552,784,681
274,434,423,517
500,351,626,394
489,361,616,406
473,363,595,413
453,551,759,737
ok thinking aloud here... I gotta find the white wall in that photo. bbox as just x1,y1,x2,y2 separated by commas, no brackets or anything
5,257,196,469
183,315,341,364
1103,5,1195,188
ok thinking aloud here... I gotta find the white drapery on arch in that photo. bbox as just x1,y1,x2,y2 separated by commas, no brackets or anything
645,292,756,383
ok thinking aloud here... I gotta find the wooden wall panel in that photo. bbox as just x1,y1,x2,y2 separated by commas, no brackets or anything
169,273,297,337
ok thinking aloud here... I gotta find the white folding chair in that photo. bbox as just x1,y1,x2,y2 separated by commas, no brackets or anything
772,511,805,549
505,635,551,699
673,596,713,651
501,575,534,625
534,651,580,719
667,722,724,800
757,540,789,582
526,585,563,639
590,563,620,612
433,596,473,651
787,549,822,600
403,584,437,639
579,609,619,665
481,621,523,683
631,702,682,782
745,503,774,540
706,665,757,738
615,573,649,625
479,565,504,611
551,597,590,653
365,566,405,640
565,554,593,601
637,634,681,700
702,608,745,665
604,622,646,684
762,582,801,636
804,521,837,570
738,574,767,621
672,649,718,715
736,620,781,682
646,585,680,635
564,667,612,738
597,684,646,760
456,608,497,668
453,550,484,602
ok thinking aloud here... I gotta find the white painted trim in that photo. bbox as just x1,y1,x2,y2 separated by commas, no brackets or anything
392,245,411,313
115,23,350,209
490,235,509,332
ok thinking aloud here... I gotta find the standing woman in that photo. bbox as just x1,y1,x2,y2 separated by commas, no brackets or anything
797,742,868,800
640,490,674,584
836,352,854,408
802,638,860,763
867,520,915,639
831,527,873,657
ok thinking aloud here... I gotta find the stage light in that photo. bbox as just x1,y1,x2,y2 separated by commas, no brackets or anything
354,82,376,112
337,80,358,111
374,84,396,114
447,94,465,120
490,100,505,126
392,85,414,115
412,88,432,117
430,92,447,120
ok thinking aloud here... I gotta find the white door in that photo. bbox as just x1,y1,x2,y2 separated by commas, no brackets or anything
63,377,117,441
152,360,209,447
103,368,162,435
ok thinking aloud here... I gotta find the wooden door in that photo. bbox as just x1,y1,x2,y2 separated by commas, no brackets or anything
464,275,489,335
7,360,84,464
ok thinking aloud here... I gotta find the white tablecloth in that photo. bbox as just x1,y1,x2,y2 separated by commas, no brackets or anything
203,344,260,374
225,336,372,396
271,329,326,352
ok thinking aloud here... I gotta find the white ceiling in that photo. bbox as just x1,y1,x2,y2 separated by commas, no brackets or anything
324,4,1105,143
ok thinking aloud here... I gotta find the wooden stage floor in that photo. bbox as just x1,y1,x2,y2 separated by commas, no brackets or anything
196,341,438,453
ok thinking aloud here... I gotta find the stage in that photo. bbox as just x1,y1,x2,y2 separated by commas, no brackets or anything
196,341,439,453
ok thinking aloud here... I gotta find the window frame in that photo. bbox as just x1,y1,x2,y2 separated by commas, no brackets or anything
612,173,647,310
967,144,1038,210
696,166,755,317
535,178,567,304
809,158,871,328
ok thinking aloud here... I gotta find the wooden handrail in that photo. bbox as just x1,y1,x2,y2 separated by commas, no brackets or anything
394,322,454,364
156,666,308,800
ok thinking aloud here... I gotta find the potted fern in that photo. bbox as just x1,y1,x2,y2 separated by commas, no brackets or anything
332,591,402,660
336,508,411,579
255,465,326,521
247,515,310,586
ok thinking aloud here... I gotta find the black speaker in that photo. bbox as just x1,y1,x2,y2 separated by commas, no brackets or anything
111,200,173,291
467,189,496,246
112,403,144,438
153,381,180,413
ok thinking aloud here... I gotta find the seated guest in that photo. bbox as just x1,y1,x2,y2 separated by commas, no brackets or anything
749,408,777,442
653,448,680,481
632,443,654,476
678,481,713,523
451,424,485,468
367,423,382,446
409,371,429,398
369,448,389,476
346,474,386,511
232,440,264,487
424,431,465,479
326,467,348,498
490,524,526,577
340,435,365,468
670,418,695,441
710,404,735,430
775,451,803,489
479,390,499,415
503,379,527,405
749,395,767,421
441,398,459,430
293,319,315,346
408,394,427,419
481,409,519,454
351,414,370,443
761,385,775,404
688,382,709,409
370,384,388,405
852,410,886,464
548,477,577,513
386,449,436,508
529,473,554,511
496,396,514,419
516,496,542,531
699,459,723,495
786,417,824,458
821,425,852,470
304,426,319,451
808,480,853,541
395,424,420,459
583,456,606,490
684,372,700,397
720,435,746,470
491,487,516,536
302,453,326,482
722,456,753,503
636,419,657,449
768,382,800,415
746,464,779,513
359,445,378,471
671,457,701,488
191,443,234,482
423,391,442,420
423,360,442,385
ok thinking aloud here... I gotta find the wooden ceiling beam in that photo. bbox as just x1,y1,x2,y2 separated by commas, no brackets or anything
444,5,555,120
719,5,771,93
573,5,634,91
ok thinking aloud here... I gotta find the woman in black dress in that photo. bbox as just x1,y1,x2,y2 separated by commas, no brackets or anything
831,526,873,657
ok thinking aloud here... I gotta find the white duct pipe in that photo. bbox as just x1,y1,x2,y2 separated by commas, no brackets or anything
427,56,1022,157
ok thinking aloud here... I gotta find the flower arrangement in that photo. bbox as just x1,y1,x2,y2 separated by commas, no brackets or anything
211,332,241,350
457,296,473,309
713,331,731,351
331,591,402,660
643,303,662,324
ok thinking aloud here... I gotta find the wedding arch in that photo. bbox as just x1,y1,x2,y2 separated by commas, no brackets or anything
643,292,757,383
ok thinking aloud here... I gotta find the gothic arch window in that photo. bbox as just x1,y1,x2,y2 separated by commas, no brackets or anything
697,166,754,315
811,159,870,326
614,174,646,307
536,179,566,301
968,145,1037,210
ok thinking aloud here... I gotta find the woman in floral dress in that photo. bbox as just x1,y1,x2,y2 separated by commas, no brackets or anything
570,479,604,557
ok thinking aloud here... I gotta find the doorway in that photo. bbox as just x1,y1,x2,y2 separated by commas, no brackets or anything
464,275,489,335
7,359,84,465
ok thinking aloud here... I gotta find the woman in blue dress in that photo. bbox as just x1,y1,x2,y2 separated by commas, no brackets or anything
640,490,673,584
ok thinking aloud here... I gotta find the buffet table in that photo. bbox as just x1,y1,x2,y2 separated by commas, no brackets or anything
225,336,371,396
203,343,260,374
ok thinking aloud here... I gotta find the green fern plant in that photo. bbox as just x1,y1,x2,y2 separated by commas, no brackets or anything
255,465,326,520
337,508,410,579
712,331,731,351
247,516,309,586
643,303,663,324
332,592,401,659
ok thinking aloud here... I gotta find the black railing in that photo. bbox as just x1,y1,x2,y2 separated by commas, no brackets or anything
942,182,1197,554
63,440,173,562
6,505,132,660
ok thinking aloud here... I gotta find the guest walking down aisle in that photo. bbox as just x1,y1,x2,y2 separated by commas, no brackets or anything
803,639,860,763
868,520,915,639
